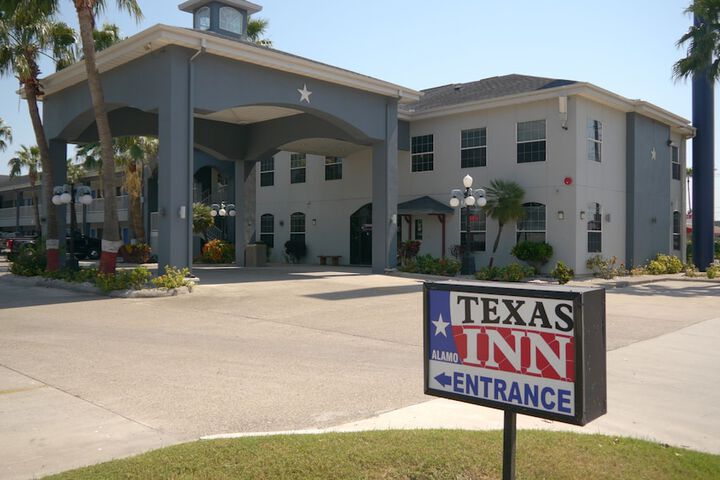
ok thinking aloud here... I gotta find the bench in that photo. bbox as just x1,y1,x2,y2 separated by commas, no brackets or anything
318,255,342,266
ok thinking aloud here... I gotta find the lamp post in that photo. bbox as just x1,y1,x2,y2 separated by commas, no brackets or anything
450,174,486,275
53,184,93,270
210,201,236,240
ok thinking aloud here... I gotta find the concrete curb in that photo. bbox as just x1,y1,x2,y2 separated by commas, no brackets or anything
0,273,193,298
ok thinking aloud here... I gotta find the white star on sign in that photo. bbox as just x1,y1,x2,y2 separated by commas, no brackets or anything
298,84,312,103
432,314,450,337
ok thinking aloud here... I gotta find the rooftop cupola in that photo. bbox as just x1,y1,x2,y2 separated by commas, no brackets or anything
179,0,262,39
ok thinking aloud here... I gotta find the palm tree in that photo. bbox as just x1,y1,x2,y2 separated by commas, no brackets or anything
247,18,272,47
70,0,142,273
482,179,526,268
0,117,11,152
0,1,75,270
673,1,720,81
8,145,41,231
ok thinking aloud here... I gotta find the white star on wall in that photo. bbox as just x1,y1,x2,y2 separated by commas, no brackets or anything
432,314,450,337
298,84,312,103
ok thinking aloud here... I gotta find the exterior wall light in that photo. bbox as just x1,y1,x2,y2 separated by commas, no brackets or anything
557,210,565,220
579,211,586,220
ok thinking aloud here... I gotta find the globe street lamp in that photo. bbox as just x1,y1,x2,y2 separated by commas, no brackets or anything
450,175,486,275
53,184,93,270
210,202,236,240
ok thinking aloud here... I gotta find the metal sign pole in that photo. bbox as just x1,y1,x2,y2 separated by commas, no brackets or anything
502,411,517,480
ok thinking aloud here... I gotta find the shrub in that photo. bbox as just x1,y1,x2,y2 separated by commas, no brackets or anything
95,267,152,293
200,239,235,263
284,240,307,263
498,263,535,282
511,241,554,272
645,254,683,275
400,254,460,277
475,266,500,281
153,265,193,290
707,264,720,279
586,255,626,279
629,266,647,276
399,240,422,265
551,261,574,284
9,243,46,276
683,263,699,278
193,203,214,237
118,243,152,264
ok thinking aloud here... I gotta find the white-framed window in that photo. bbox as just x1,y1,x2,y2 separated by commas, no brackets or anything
587,202,602,253
671,146,681,180
461,207,486,252
411,134,434,172
461,128,487,168
195,6,210,31
260,158,274,187
587,119,602,162
325,156,342,181
219,6,242,34
290,153,306,184
260,213,274,248
290,212,305,244
517,120,546,163
673,210,681,250
517,202,546,242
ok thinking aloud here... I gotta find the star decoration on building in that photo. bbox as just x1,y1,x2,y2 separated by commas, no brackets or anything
298,84,312,104
432,314,450,337
650,147,657,161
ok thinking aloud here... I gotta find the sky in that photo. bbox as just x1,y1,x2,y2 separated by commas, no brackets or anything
0,0,718,219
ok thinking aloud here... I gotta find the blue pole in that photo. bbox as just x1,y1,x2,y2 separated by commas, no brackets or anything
692,14,715,271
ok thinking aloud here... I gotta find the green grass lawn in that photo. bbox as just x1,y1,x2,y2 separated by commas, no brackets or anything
46,430,720,479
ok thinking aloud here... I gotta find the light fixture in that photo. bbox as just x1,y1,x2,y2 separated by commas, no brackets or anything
449,175,487,275
580,211,586,220
557,210,565,220
210,202,236,217
449,196,460,208
312,218,317,226
463,175,473,189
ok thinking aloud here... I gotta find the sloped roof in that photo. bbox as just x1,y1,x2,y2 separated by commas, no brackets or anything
398,196,453,215
402,74,577,113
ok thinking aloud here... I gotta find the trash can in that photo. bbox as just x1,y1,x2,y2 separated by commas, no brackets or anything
245,243,267,267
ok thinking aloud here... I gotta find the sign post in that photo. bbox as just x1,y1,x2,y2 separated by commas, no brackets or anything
424,281,607,478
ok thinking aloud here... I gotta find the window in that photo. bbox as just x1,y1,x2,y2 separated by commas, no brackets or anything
461,207,486,252
411,134,434,172
587,119,602,162
219,6,242,34
517,202,546,242
415,219,423,240
587,203,602,253
461,128,487,168
517,120,546,163
290,153,306,184
325,156,342,181
290,212,305,244
260,214,274,248
195,6,210,30
260,158,274,187
671,146,681,180
673,210,681,250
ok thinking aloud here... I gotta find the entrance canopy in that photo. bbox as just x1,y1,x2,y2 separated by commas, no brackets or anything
398,196,454,216
40,24,421,273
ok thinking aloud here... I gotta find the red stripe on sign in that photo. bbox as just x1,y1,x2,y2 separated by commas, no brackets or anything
452,326,575,382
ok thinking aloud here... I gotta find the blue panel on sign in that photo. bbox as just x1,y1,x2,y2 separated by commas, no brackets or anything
428,290,461,364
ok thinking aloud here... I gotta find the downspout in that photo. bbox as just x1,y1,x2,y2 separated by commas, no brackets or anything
188,39,207,274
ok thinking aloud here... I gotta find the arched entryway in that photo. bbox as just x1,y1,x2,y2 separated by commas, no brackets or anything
350,203,372,265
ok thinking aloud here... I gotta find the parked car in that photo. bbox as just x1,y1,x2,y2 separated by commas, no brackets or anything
7,233,101,261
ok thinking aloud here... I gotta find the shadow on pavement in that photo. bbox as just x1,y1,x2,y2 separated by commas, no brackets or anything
304,284,423,301
193,265,374,285
611,281,720,298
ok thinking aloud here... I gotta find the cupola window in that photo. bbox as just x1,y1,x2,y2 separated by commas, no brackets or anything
219,6,242,34
195,6,210,31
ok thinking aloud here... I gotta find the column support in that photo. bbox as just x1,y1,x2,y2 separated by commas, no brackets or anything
48,139,67,270
235,159,257,266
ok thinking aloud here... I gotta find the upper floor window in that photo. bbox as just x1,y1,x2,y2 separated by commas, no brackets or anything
587,202,602,253
325,156,343,181
290,212,305,244
461,128,487,168
260,213,274,248
461,207,486,252
671,146,681,180
587,119,602,162
517,202,546,242
673,210,681,250
219,6,242,35
411,134,434,172
260,158,274,187
517,120,546,163
290,153,306,184
195,6,210,31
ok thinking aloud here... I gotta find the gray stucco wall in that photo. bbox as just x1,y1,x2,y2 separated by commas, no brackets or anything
626,112,672,267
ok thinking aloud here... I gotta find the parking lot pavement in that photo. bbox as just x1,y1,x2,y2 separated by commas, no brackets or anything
1,266,719,478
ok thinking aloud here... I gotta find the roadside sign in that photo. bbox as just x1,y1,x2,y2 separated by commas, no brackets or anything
424,281,607,426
